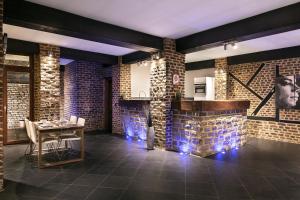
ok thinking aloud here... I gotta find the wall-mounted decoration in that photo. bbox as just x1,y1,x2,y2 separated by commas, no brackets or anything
276,75,300,109
173,73,180,85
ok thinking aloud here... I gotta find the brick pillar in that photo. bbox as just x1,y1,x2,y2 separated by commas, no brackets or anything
120,64,131,99
0,0,4,191
151,38,185,149
34,44,60,121
215,58,228,100
112,57,122,134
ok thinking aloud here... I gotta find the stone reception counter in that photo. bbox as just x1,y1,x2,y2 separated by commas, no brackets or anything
120,98,250,157
171,100,250,157
119,98,150,140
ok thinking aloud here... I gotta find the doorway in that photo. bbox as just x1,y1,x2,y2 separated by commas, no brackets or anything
104,77,112,132
3,65,33,145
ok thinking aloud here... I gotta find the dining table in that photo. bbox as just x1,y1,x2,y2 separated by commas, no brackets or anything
34,120,85,168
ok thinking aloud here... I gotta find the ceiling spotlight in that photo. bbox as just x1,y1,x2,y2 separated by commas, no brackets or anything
231,43,238,50
224,43,228,51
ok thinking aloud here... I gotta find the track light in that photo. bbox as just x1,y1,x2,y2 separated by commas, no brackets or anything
224,43,228,51
224,42,238,50
231,43,238,49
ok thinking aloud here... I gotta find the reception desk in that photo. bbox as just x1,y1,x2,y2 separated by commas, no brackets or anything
171,100,250,157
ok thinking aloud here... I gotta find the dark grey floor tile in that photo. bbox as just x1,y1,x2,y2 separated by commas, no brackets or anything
55,185,94,200
100,175,132,189
120,190,185,200
86,188,124,200
87,166,115,175
111,167,137,177
186,194,219,200
48,173,78,184
73,174,107,187
240,175,284,200
186,181,218,198
159,169,185,181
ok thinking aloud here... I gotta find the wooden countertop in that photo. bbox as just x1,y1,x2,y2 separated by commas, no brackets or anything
172,100,250,112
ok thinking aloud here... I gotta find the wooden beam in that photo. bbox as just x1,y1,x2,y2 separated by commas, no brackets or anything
227,45,300,65
7,38,118,65
7,38,39,55
176,3,300,53
122,51,152,64
60,47,118,65
185,60,215,71
4,0,163,52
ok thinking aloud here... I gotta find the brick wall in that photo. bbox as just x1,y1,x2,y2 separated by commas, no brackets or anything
63,61,104,131
7,84,29,129
120,64,131,99
4,59,29,67
0,0,4,191
172,109,247,157
215,58,228,100
150,38,185,149
228,57,300,143
34,44,60,121
120,101,149,139
59,66,64,119
150,59,167,148
112,64,122,134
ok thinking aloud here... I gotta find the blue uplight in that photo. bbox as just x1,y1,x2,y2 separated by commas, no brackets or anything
181,144,190,154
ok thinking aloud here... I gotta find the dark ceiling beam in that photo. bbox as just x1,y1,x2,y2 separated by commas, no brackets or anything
7,38,117,65
227,45,300,65
185,60,215,71
176,3,300,53
60,48,118,65
122,51,152,64
7,38,39,55
4,0,163,52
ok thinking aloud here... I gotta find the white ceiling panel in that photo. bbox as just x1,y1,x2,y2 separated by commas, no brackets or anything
185,29,300,63
27,0,300,38
4,24,136,56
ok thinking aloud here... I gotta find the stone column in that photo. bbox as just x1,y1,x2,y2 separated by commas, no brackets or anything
112,57,122,134
34,44,60,121
120,64,131,99
150,38,185,149
0,0,3,191
215,58,228,100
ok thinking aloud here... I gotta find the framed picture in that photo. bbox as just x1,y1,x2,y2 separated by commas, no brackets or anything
276,75,300,109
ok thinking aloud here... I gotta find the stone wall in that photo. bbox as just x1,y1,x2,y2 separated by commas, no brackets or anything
0,0,4,191
172,109,247,157
120,101,149,140
63,61,104,131
120,64,131,99
215,58,228,100
7,84,29,129
228,57,300,144
112,64,122,134
34,44,60,121
150,38,185,149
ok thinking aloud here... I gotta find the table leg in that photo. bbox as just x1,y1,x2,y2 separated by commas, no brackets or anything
80,128,84,160
38,130,42,168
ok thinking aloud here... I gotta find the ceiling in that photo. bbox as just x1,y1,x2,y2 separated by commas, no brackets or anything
186,29,300,62
4,24,136,56
5,0,300,62
27,0,299,38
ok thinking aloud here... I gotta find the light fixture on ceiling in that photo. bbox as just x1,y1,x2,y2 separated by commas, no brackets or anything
224,42,238,50
48,51,53,57
231,42,238,49
224,43,228,51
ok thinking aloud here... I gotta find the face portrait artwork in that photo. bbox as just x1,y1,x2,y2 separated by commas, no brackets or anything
276,75,300,109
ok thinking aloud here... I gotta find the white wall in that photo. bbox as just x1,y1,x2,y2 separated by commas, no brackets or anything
131,63,151,97
184,68,215,98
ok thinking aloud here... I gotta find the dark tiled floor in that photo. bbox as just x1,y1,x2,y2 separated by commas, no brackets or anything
1,134,300,200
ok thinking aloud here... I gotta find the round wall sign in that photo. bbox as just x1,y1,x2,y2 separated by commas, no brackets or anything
173,74,180,85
